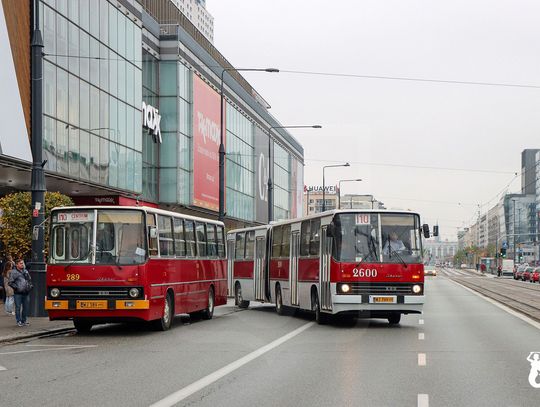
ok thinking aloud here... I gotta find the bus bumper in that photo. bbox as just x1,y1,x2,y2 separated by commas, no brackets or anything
45,299,151,320
330,294,424,315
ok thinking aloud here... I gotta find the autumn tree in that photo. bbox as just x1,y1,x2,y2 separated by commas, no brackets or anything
0,191,73,258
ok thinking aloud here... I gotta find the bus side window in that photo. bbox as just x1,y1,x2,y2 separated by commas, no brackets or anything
272,226,282,258
235,232,245,260
281,225,291,258
196,222,207,257
310,219,321,255
207,224,218,257
158,215,174,257
300,221,311,256
245,231,255,260
184,221,196,257
217,226,226,258
147,213,158,257
173,218,186,257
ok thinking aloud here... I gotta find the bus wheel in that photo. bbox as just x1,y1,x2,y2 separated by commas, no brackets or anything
388,313,401,325
201,287,215,320
73,319,93,334
153,293,173,331
235,283,250,309
275,285,285,315
313,291,327,325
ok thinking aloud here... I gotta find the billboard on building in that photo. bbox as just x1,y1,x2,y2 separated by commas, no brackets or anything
0,2,31,162
254,126,269,223
295,159,304,218
192,75,222,212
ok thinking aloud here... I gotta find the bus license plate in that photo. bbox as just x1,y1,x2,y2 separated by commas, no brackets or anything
77,300,108,310
370,296,397,304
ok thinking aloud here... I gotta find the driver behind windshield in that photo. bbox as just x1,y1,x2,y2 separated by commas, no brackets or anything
383,231,406,254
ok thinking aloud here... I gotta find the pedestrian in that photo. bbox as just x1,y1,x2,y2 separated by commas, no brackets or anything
8,258,33,327
480,263,486,274
3,260,15,315
497,265,502,278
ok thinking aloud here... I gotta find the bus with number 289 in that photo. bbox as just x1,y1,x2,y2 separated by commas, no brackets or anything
227,210,433,325
45,206,227,333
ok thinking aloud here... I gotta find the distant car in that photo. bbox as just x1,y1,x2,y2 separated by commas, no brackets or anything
522,266,535,282
514,264,528,280
424,266,437,276
531,268,540,283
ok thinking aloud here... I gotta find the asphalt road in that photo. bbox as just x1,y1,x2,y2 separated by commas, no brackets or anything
1,275,539,407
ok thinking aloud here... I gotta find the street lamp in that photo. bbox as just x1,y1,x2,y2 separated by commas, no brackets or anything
322,163,350,212
219,67,279,222
337,178,362,209
267,125,322,221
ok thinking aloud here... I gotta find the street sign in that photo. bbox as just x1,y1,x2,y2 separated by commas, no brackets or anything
502,241,508,249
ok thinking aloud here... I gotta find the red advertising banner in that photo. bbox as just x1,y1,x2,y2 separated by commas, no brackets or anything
192,76,222,212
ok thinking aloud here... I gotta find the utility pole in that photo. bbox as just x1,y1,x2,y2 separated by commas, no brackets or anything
29,0,47,316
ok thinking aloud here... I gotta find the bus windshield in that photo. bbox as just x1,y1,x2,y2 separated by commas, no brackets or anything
332,213,422,264
50,209,146,265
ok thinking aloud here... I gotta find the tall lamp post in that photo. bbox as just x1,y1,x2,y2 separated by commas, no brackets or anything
322,163,350,212
337,178,362,209
267,125,321,222
218,67,279,222
29,0,46,316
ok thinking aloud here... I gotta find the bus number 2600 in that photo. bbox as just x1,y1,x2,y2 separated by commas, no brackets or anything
352,268,377,278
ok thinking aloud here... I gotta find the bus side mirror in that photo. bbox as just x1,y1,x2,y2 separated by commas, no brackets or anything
326,224,336,237
149,226,157,239
422,224,430,239
433,225,439,237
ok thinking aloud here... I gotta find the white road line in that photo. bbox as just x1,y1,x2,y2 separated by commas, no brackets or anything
419,319,424,325
418,333,425,340
0,345,97,355
0,366,6,371
418,353,426,366
418,393,429,407
448,278,540,331
26,344,97,348
150,322,315,407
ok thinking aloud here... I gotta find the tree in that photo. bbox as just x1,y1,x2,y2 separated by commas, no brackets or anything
0,191,73,258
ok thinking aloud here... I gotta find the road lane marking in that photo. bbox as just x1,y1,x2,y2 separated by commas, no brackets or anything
418,333,425,340
419,319,424,325
0,366,6,371
26,344,97,348
418,353,426,366
150,322,315,407
0,345,97,355
418,394,429,407
448,278,540,331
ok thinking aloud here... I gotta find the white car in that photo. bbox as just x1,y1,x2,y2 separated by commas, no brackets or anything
424,266,437,276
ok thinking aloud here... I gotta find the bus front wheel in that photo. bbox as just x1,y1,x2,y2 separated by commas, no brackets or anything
312,291,327,325
73,319,93,334
235,283,250,309
388,313,401,325
275,285,285,315
153,293,173,331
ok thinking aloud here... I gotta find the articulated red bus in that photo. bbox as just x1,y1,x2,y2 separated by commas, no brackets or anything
45,206,227,332
227,210,430,324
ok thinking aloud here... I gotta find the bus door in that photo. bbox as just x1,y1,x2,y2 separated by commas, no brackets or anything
320,225,332,311
227,236,236,297
289,231,300,306
254,236,266,301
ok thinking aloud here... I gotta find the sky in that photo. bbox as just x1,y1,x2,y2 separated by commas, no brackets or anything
207,0,540,240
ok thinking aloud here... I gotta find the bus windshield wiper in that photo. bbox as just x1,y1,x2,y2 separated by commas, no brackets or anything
388,247,408,268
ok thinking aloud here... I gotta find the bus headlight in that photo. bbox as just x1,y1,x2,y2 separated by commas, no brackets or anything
129,288,140,298
50,288,60,298
340,284,351,293
412,284,422,294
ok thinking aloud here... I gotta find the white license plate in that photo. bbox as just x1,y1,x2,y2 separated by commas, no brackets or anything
369,295,397,304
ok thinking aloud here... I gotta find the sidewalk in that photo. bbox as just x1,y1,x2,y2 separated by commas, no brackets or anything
0,312,73,344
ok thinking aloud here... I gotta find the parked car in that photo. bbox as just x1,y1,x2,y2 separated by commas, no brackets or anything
514,264,528,280
522,266,535,282
424,265,437,276
531,268,540,283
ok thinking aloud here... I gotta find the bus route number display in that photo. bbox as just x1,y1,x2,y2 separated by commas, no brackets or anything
57,212,94,223
355,214,370,225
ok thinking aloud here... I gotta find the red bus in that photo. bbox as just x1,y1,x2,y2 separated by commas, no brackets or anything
45,206,227,333
227,210,431,325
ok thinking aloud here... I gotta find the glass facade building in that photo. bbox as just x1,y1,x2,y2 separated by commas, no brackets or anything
0,0,304,227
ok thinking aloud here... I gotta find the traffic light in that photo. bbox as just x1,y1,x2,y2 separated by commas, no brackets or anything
500,247,507,258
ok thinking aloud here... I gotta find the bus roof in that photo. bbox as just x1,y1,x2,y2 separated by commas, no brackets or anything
50,205,225,227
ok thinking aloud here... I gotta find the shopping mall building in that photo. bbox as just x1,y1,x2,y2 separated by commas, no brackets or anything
0,0,304,228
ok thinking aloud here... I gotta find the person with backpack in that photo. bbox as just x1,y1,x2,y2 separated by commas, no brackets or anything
8,258,33,327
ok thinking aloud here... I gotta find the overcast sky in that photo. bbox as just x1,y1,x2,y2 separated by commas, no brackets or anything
208,0,540,239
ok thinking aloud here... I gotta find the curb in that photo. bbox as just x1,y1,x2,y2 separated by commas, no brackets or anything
0,327,74,345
